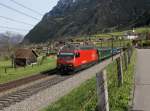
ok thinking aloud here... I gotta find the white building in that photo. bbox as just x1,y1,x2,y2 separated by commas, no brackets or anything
127,35,138,40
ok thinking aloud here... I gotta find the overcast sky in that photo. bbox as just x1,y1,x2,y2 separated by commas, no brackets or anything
0,0,59,35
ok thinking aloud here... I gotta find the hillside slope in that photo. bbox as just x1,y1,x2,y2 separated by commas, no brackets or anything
24,0,150,43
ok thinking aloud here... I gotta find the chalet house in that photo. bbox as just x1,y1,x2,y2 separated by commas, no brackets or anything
14,49,38,67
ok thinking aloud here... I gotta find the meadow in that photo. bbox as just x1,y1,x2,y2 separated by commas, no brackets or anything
0,56,56,84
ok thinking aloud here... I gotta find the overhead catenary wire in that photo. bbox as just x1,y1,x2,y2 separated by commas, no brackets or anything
0,15,34,26
0,3,40,21
10,0,43,16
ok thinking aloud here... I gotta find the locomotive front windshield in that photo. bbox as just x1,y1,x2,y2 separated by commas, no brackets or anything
58,53,74,59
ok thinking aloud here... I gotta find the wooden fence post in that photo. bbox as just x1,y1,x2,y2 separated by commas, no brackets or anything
123,52,128,70
131,47,133,56
111,39,114,61
24,65,26,69
116,56,123,87
96,69,109,111
127,48,131,64
4,67,7,73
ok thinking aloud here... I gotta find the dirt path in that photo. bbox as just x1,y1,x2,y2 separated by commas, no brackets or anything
133,49,150,111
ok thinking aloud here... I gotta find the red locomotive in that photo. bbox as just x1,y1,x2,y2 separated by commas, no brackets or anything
57,45,99,72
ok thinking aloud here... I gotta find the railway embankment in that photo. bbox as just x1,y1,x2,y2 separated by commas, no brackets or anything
3,53,121,111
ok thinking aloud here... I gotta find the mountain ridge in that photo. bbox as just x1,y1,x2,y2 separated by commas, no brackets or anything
24,0,150,43
0,32,23,48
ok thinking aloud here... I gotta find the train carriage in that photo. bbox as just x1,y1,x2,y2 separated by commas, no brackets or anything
97,48,111,61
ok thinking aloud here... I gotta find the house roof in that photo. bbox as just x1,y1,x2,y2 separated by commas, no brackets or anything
15,49,38,59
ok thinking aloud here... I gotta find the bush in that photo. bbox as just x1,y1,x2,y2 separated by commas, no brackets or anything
142,40,150,47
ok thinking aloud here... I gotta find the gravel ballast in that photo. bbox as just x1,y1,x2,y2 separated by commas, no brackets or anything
3,55,120,111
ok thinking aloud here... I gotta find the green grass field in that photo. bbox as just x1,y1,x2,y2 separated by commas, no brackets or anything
134,27,150,33
95,40,131,48
94,27,150,38
0,56,56,84
43,50,136,111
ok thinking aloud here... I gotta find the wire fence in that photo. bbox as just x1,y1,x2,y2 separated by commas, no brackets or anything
96,47,133,111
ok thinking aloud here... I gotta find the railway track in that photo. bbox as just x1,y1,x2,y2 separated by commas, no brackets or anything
0,69,57,92
0,73,73,110
0,61,96,110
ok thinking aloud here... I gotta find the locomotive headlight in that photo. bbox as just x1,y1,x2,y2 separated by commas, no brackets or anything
69,64,73,66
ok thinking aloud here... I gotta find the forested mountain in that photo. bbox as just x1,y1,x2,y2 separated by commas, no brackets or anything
24,0,150,43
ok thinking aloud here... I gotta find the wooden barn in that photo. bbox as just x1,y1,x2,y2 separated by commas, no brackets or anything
14,49,38,67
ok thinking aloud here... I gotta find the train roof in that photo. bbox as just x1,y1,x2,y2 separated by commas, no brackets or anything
60,44,95,51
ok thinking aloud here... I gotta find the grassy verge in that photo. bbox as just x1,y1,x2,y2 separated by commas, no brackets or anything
95,27,150,38
95,40,131,48
107,50,136,111
43,50,136,111
0,57,56,84
43,77,97,111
